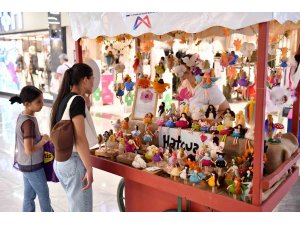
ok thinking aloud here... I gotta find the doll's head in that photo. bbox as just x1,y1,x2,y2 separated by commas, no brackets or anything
181,112,187,119
187,154,196,162
134,125,139,131
124,117,129,122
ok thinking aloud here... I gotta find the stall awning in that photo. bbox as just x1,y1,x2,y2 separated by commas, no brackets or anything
69,12,300,40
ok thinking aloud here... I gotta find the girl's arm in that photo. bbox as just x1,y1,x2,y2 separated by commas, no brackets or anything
23,135,49,155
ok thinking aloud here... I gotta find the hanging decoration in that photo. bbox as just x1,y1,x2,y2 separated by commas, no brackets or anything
96,36,105,44
223,27,230,37
125,92,134,106
103,38,134,53
233,39,242,51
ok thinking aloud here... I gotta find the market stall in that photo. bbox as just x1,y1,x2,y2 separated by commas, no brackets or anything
70,12,300,211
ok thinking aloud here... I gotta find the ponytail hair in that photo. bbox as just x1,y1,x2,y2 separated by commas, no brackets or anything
50,63,93,129
9,85,42,105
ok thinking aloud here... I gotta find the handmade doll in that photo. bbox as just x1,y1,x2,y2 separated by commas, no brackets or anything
143,127,154,146
152,149,163,166
200,151,214,173
191,120,201,131
152,78,170,94
180,165,189,184
144,112,153,130
235,110,246,127
157,114,166,127
185,154,199,171
102,131,111,150
232,124,245,145
175,112,190,129
205,104,217,120
189,169,205,186
227,177,242,199
199,120,210,132
206,171,220,193
209,122,219,134
137,73,151,88
168,151,178,166
121,117,129,134
228,51,239,66
115,83,125,104
125,138,139,153
170,163,181,181
107,134,117,149
131,125,141,138
244,96,256,140
145,145,157,161
158,102,166,117
265,114,275,141
195,146,205,162
225,159,240,183
112,119,121,133
118,138,125,154
124,75,135,93
222,108,235,127
165,116,176,128
177,148,187,165
241,169,253,183
237,70,249,100
163,146,172,160
215,152,227,176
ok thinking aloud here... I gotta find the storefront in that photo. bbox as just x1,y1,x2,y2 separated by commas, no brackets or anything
0,12,72,100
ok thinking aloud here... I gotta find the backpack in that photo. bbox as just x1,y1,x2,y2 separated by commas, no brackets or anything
50,95,77,162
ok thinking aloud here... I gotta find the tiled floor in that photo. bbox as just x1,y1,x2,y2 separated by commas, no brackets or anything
0,96,299,212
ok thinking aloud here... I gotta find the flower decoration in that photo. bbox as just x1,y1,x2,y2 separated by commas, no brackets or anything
140,90,154,103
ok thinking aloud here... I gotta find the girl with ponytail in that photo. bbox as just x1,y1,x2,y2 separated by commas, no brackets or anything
10,86,53,212
50,63,97,212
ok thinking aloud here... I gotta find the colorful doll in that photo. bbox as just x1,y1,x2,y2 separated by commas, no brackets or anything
206,171,220,193
143,127,154,146
215,152,227,176
195,146,205,162
163,146,172,160
131,125,141,138
124,75,135,93
265,114,275,141
157,114,166,127
137,74,151,88
125,138,139,153
107,133,117,149
145,145,157,161
189,169,206,186
152,78,170,94
209,122,219,134
121,117,129,134
115,83,125,104
180,165,189,184
200,151,214,174
177,148,187,165
185,154,197,170
237,70,249,100
144,112,153,131
168,151,178,166
165,116,176,128
152,149,163,166
199,120,210,132
112,119,121,133
232,124,245,145
205,105,217,120
235,110,246,127
118,138,125,154
175,112,190,129
170,163,181,181
227,177,242,199
244,96,256,140
225,159,240,183
158,102,166,117
222,108,235,127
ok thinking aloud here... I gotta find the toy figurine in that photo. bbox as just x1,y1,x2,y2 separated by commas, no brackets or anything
121,117,129,134
112,119,121,133
227,177,242,199
222,108,235,127
165,116,176,128
241,181,253,203
215,152,227,176
144,112,153,130
125,138,139,153
189,169,205,186
131,125,141,138
170,163,181,181
205,104,217,120
157,114,166,127
206,171,220,193
209,122,219,134
152,149,163,166
225,158,240,183
145,145,157,161
265,114,275,142
180,165,189,184
143,127,154,146
235,110,246,127
124,75,135,93
107,134,117,149
175,112,190,129
115,83,125,104
199,120,210,132
158,102,166,117
195,146,205,162
118,138,125,154
200,151,214,173
151,78,170,94
132,154,147,169
185,154,200,171
168,151,178,166
232,124,245,145
244,96,256,140
163,146,172,160
177,148,187,165
137,74,151,88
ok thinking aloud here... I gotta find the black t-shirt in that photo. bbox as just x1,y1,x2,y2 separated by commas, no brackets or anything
55,92,86,125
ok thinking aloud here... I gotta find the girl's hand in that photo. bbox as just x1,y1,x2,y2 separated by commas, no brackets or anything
42,134,50,144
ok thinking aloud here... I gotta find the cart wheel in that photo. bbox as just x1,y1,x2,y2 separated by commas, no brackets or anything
117,178,125,212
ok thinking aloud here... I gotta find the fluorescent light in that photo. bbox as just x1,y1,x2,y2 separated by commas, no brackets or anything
48,21,60,24
48,17,58,21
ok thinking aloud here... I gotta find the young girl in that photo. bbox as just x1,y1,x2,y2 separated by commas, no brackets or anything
10,86,53,212
50,63,98,212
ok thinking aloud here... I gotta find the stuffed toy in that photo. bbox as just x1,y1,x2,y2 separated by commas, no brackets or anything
124,75,135,92
266,86,295,114
151,79,170,94
137,74,151,88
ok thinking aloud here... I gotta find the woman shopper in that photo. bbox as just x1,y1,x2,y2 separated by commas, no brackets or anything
50,63,98,212
10,86,53,212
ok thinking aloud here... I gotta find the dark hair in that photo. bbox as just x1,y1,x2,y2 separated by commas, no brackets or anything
205,104,217,119
50,63,93,129
9,85,42,105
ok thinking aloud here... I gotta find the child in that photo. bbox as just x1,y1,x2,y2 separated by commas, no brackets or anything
10,85,53,212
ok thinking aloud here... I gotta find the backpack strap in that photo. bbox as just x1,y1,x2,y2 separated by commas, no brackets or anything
61,95,78,120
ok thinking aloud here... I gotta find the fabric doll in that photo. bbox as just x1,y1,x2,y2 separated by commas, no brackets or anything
222,108,235,127
232,124,246,145
121,117,129,134
143,127,154,146
215,152,227,176
180,165,189,184
115,83,125,104
170,163,181,181
265,114,275,141
205,104,217,120
189,169,205,186
235,110,246,127
206,171,220,193
200,151,214,174
175,113,190,129
227,178,242,199
152,149,163,166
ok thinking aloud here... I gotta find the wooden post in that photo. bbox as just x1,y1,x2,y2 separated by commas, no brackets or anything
252,22,269,206
75,38,83,63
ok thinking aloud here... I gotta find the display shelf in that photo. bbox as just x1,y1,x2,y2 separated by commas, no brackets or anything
91,154,299,211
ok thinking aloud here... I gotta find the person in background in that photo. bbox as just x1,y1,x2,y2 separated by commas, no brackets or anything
51,53,71,101
9,86,53,212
